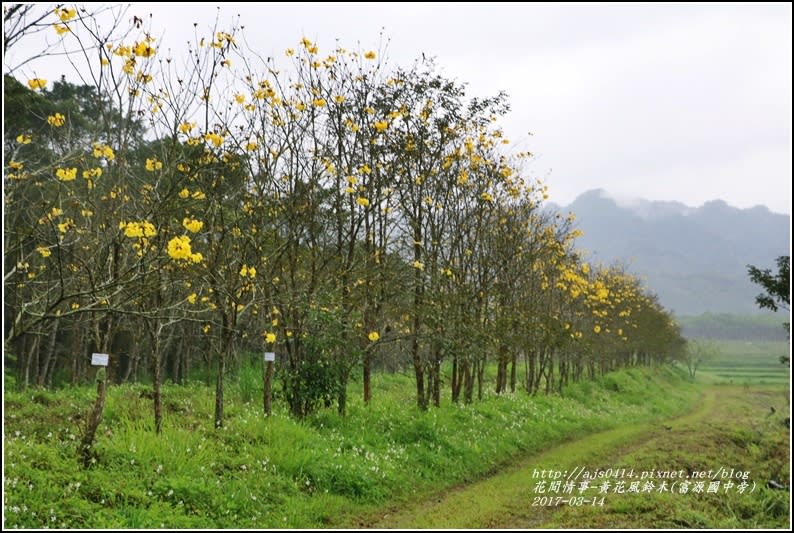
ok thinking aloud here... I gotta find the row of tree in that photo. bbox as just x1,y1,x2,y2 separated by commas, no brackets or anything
4,5,685,430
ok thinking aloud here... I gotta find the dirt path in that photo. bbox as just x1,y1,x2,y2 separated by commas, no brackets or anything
360,387,720,528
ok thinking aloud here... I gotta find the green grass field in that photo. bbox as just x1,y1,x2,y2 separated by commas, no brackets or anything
537,385,790,529
695,340,790,386
4,365,696,528
364,385,790,529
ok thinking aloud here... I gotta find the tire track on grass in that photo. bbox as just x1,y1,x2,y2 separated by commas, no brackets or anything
360,387,716,529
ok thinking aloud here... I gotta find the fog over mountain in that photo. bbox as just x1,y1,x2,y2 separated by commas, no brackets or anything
553,189,790,315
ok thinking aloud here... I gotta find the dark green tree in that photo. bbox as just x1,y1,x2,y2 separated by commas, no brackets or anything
747,256,790,313
748,255,790,362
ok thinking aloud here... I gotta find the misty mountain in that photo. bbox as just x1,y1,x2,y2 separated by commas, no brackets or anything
554,189,790,315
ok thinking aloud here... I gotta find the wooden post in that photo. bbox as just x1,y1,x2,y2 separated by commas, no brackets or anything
263,352,275,417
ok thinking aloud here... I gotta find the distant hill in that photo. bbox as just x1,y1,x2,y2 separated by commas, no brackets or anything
676,313,788,341
554,189,790,316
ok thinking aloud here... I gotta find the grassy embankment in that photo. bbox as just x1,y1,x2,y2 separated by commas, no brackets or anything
1,364,707,528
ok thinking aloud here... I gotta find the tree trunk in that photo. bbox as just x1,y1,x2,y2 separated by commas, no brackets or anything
337,370,348,416
495,343,507,394
37,318,59,387
412,326,426,410
476,358,484,400
153,332,163,434
363,350,372,404
214,350,226,428
79,369,107,468
510,351,517,393
463,360,474,404
432,354,441,408
451,354,460,403
23,335,38,390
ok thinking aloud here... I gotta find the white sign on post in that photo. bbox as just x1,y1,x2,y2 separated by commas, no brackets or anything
264,352,276,362
91,353,109,366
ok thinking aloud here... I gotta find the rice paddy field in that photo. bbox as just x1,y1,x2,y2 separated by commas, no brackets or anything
696,340,790,386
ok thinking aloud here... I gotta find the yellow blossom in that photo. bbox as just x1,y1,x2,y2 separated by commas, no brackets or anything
167,235,193,260
16,133,32,144
313,98,326,107
204,132,223,147
27,78,47,90
122,58,136,74
82,167,102,179
9,161,23,170
55,167,77,181
285,48,295,57
179,188,190,199
47,113,66,127
187,293,197,304
203,324,211,333
364,51,376,60
55,7,76,21
178,122,195,133
145,158,162,171
37,246,51,258
54,24,70,35
593,325,601,334
368,331,380,342
264,332,277,344
245,142,258,151
334,95,345,104
356,197,369,207
92,142,115,160
134,40,156,58
234,93,246,104
113,44,132,57
122,221,156,238
373,120,388,132
182,218,203,233
412,260,425,270
57,219,73,233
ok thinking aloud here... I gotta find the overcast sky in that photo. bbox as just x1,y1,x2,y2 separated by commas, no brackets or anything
7,3,793,214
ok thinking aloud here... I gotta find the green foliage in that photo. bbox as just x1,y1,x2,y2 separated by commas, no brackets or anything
747,256,790,313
